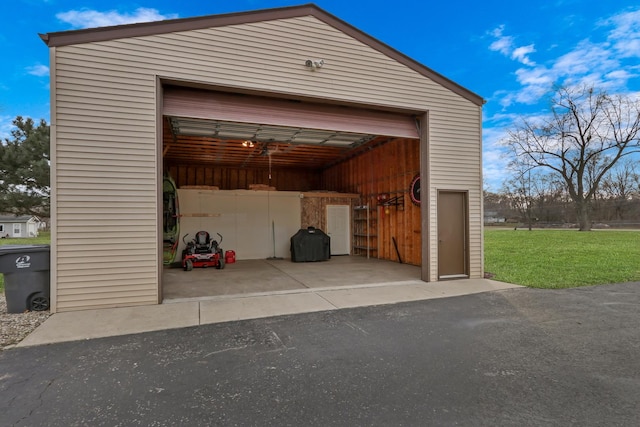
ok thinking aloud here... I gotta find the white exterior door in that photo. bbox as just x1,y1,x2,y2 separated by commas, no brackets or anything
326,205,350,255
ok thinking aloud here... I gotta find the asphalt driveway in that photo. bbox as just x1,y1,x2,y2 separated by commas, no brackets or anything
1,282,639,426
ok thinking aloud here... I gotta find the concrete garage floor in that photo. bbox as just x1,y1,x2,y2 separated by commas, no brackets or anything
163,256,422,301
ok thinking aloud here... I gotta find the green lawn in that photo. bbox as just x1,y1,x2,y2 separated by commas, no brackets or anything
485,229,640,288
0,232,51,292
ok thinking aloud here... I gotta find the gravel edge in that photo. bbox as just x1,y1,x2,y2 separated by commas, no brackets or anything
0,294,51,350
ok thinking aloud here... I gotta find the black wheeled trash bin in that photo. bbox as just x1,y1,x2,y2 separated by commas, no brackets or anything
0,245,50,313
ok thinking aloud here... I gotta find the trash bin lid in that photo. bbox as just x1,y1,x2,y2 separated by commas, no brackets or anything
0,244,51,255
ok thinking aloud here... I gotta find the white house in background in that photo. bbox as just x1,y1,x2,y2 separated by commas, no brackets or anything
0,215,42,238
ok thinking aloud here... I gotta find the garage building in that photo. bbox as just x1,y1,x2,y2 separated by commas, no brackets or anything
41,4,485,313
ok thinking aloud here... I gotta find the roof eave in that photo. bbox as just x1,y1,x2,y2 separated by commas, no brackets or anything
40,4,319,48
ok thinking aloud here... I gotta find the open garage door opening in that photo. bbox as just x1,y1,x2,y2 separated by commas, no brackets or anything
161,85,423,301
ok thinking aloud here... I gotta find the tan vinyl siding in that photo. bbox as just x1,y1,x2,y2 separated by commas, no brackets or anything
53,64,157,311
52,14,482,310
429,107,483,280
56,17,452,110
49,46,59,311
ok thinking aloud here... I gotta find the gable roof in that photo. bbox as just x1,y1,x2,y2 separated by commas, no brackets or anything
0,215,39,223
40,3,484,106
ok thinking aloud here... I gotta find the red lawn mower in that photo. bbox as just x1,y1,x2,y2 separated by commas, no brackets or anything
181,231,225,271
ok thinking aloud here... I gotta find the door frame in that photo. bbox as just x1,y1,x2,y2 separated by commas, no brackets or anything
437,190,469,279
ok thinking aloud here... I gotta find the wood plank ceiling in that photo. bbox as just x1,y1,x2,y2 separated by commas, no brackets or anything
162,116,392,170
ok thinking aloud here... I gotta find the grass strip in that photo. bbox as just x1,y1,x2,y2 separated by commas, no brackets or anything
484,229,640,288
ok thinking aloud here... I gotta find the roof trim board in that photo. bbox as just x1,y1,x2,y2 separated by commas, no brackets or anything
0,215,41,222
39,4,484,106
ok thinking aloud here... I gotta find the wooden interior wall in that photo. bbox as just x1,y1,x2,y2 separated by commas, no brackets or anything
165,164,321,191
321,138,421,265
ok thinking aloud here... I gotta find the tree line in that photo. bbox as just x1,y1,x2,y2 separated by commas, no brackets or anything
485,158,640,229
491,85,640,231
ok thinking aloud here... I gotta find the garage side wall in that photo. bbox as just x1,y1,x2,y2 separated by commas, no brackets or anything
52,66,158,312
429,108,483,279
51,15,482,310
322,138,422,266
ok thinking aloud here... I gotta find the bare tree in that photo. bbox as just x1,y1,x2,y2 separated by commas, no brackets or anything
502,165,536,230
530,173,566,224
504,85,640,231
598,159,640,221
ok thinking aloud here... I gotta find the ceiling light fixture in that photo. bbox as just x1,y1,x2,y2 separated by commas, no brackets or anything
242,140,255,148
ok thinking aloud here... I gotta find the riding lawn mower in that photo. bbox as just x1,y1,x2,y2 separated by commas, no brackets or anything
181,231,225,271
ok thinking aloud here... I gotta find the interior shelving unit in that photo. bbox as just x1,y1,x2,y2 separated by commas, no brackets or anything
352,203,377,258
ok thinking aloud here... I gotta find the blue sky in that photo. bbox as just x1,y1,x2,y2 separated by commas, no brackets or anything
2,0,640,189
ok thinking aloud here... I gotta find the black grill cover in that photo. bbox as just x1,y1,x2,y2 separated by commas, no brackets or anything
290,227,331,262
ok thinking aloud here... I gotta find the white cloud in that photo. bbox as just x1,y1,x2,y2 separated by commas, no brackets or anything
605,69,632,80
492,67,555,107
482,127,512,190
604,8,640,58
553,40,618,76
489,26,513,55
489,37,512,56
26,64,49,77
515,66,554,87
56,7,178,29
490,7,640,109
484,110,520,125
488,25,537,66
511,45,536,66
